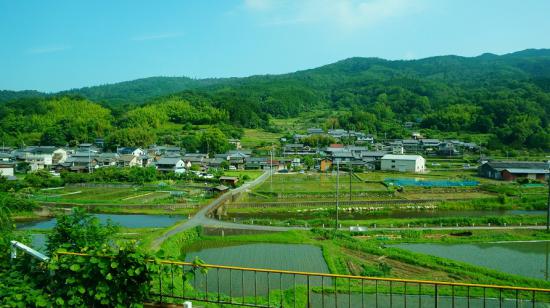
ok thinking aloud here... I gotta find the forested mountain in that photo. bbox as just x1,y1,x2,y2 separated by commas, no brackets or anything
1,49,549,150
0,90,45,104
59,77,228,106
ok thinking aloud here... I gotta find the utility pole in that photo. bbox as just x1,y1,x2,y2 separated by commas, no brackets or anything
335,160,340,230
349,160,352,201
547,176,550,232
270,143,274,192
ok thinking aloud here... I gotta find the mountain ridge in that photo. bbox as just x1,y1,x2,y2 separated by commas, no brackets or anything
2,48,550,106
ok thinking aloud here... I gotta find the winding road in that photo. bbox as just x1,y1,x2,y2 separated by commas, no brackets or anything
150,171,301,249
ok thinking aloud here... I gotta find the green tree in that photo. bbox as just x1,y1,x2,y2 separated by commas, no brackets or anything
106,127,156,148
199,128,229,156
303,156,315,170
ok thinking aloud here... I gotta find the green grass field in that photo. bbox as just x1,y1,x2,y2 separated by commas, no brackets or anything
33,186,215,208
223,170,264,181
255,173,387,194
240,128,282,148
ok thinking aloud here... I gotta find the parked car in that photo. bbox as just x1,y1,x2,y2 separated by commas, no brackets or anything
278,169,289,173
228,165,237,170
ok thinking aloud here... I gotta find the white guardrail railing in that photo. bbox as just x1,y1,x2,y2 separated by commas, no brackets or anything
10,240,49,262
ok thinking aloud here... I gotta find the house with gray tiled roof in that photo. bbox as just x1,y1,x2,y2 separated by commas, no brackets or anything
479,161,549,181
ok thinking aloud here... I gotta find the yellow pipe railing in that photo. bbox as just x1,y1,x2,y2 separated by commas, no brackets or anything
55,251,550,293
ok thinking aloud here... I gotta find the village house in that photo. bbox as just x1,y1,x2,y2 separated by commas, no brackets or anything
319,159,332,172
332,151,354,164
214,151,249,170
219,176,239,186
62,151,99,172
139,154,153,167
421,139,441,150
267,159,285,171
283,144,315,156
97,152,119,167
346,146,371,157
478,161,549,181
360,151,389,162
291,158,302,168
402,139,421,153
292,134,308,142
0,146,13,154
328,129,348,139
356,134,374,144
78,143,100,154
15,146,68,171
207,157,226,169
380,154,426,173
0,153,12,162
307,128,324,135
0,161,15,177
244,157,269,170
118,147,144,157
182,153,208,170
437,142,461,156
155,157,185,174
228,138,242,150
117,154,140,167
149,146,182,157
94,138,105,148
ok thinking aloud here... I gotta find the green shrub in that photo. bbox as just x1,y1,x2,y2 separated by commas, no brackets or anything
0,271,51,307
46,207,119,255
361,264,384,277
48,244,153,307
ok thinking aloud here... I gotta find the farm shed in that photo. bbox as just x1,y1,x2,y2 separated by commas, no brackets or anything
380,154,426,173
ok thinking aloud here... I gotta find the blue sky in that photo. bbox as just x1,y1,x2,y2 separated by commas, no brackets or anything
1,0,549,92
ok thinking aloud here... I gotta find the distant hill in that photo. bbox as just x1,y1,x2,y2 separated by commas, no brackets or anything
1,49,549,150
3,48,550,107
0,90,46,104
58,76,228,106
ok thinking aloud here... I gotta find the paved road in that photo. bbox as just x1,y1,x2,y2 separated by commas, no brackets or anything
150,171,273,249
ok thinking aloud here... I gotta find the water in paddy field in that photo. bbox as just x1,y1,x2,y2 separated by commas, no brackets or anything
394,241,550,280
183,243,330,297
177,242,547,307
309,293,548,308
16,213,185,230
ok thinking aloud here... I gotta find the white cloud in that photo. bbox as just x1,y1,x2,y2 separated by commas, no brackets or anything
244,0,426,31
26,45,71,54
131,32,184,41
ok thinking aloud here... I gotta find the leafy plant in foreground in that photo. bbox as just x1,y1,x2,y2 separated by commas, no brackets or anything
48,244,153,307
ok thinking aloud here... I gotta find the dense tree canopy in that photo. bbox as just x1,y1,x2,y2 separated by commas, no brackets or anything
1,49,549,150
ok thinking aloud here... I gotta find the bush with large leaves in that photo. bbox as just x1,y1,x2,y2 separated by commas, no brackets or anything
46,208,154,307
48,244,153,307
46,207,118,254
